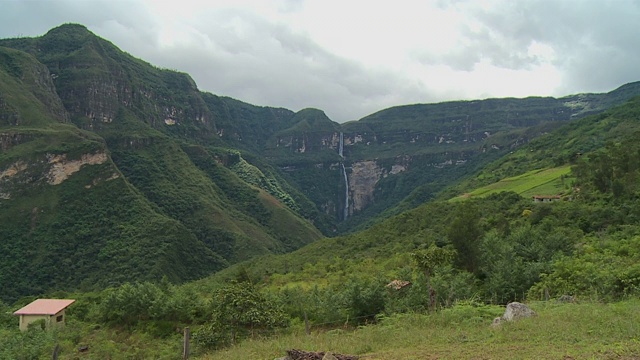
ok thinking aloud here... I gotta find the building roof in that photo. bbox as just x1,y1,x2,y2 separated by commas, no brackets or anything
13,299,75,315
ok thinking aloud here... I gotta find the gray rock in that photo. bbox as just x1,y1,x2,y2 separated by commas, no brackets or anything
492,302,536,327
491,317,502,327
502,302,536,321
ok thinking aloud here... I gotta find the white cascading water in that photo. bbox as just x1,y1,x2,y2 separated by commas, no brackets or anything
339,132,349,220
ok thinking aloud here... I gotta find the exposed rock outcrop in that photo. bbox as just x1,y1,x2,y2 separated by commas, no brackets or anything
0,161,28,180
46,152,109,185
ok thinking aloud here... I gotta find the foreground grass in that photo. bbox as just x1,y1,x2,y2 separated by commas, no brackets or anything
451,166,572,202
204,300,640,360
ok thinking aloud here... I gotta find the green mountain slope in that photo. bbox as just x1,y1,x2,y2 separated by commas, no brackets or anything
206,72,640,233
0,25,322,302
442,96,640,198
200,96,640,306
335,87,640,230
2,23,640,303
449,166,572,201
0,66,226,300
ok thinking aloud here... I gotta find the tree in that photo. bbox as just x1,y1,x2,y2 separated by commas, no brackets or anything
342,277,386,321
411,244,456,311
98,282,169,327
195,282,288,349
448,202,483,274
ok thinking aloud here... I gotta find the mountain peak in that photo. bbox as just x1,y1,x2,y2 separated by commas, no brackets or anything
288,108,338,132
45,23,91,36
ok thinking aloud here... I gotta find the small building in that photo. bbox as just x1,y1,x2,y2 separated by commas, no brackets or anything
532,195,561,203
13,299,75,331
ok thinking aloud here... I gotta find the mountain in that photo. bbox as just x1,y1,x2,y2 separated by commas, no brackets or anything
0,24,322,302
2,23,640,301
233,81,640,232
203,95,640,307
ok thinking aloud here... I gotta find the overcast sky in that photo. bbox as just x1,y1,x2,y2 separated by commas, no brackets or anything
1,0,639,122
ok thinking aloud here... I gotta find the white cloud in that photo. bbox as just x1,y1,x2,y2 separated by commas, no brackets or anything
0,0,639,122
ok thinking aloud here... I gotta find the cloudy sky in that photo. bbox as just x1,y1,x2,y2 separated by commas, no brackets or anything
1,0,639,122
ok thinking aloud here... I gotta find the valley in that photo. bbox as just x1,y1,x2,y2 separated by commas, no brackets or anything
2,23,640,359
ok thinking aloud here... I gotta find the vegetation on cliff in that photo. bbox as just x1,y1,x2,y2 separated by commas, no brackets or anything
3,24,640,360
0,24,323,302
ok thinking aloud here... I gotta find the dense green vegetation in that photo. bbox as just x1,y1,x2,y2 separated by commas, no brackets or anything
2,297,637,359
3,23,640,359
5,108,640,356
200,97,640,317
0,24,323,302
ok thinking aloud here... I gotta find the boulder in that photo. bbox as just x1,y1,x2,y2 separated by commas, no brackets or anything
491,317,503,327
492,302,536,327
502,302,536,321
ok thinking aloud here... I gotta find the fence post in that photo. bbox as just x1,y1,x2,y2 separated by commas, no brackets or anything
183,327,190,360
52,344,60,360
304,311,310,335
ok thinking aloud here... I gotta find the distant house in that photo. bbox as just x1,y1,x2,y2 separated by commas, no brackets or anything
532,195,561,203
13,299,75,331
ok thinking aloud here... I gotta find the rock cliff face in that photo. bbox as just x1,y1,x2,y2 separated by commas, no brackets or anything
274,130,343,154
60,60,215,136
46,152,110,185
0,132,30,151
6,25,217,140
348,160,384,214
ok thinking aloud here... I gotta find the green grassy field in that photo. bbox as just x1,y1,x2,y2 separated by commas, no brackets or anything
204,299,640,360
451,166,573,202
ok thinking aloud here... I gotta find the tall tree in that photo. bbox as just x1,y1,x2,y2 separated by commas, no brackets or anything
411,244,456,311
448,202,483,274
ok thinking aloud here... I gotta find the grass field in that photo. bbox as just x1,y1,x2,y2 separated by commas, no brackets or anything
204,299,640,360
451,166,573,202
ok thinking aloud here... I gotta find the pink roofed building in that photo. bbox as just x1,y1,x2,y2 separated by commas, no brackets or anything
13,299,75,331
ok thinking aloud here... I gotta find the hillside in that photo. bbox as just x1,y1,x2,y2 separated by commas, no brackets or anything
3,298,640,359
4,123,640,356
217,80,640,232
0,24,323,302
201,96,640,306
2,32,640,356
2,23,640,303
442,95,640,199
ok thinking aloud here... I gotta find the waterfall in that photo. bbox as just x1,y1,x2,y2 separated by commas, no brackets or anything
339,132,349,220
341,163,349,220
